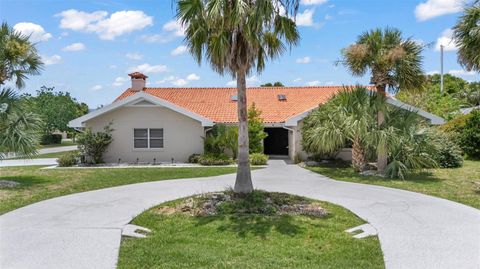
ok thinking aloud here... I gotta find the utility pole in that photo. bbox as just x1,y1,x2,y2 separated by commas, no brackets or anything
440,44,444,93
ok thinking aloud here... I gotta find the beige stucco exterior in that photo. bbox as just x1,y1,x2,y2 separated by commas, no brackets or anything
84,105,204,163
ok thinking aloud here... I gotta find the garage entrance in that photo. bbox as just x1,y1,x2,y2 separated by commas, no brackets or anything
264,128,289,156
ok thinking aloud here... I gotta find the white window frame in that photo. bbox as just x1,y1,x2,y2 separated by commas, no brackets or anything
133,128,164,150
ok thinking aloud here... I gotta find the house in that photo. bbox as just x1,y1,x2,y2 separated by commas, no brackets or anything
69,72,444,163
460,105,480,115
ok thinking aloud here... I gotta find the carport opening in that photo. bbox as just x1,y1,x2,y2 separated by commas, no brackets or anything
264,127,289,156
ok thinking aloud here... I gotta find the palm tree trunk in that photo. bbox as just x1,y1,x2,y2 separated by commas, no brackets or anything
234,69,253,194
376,84,388,173
352,137,367,172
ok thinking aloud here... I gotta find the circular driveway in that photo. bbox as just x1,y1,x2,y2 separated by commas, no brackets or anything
1,160,479,269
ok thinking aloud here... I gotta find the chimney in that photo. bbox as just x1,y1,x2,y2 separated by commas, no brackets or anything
128,72,148,91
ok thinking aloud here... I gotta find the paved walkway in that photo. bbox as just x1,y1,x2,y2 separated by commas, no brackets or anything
0,158,58,167
1,160,479,269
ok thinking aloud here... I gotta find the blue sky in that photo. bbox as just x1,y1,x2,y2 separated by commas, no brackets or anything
2,0,479,108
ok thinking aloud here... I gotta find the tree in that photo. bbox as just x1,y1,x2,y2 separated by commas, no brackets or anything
340,28,424,173
28,86,87,134
459,109,480,158
0,22,43,88
453,1,480,72
428,73,468,94
302,87,377,172
260,81,284,87
177,0,299,193
248,103,268,153
0,88,42,159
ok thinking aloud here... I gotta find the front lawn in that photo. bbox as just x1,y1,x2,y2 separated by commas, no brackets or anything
0,166,238,214
118,191,384,269
307,160,480,209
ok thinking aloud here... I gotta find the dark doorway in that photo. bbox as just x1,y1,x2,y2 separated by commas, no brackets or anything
264,128,289,155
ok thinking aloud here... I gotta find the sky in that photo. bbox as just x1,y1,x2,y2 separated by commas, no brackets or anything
1,0,479,108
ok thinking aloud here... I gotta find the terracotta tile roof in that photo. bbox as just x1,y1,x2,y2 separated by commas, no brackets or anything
115,86,360,123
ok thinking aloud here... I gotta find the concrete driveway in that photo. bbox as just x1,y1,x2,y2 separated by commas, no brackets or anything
1,160,479,269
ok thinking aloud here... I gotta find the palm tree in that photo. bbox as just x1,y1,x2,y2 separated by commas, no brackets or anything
453,1,480,73
302,87,377,172
177,0,300,193
0,88,42,159
0,22,44,88
340,28,424,173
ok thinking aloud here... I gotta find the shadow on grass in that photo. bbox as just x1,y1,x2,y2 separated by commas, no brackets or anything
194,213,333,239
194,214,302,239
0,175,47,189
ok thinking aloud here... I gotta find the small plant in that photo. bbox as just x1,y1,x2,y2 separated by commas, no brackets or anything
459,109,480,159
198,153,233,166
57,152,78,167
293,153,303,164
428,129,464,168
249,153,268,165
77,124,113,164
40,134,62,145
188,153,201,163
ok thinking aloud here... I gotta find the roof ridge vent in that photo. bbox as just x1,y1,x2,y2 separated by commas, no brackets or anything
231,94,238,101
277,94,286,101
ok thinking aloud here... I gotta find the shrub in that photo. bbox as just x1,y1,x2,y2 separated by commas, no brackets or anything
188,153,201,163
77,124,113,164
248,104,268,153
40,134,62,145
198,153,233,166
428,130,463,168
57,152,78,167
249,153,268,165
459,109,480,159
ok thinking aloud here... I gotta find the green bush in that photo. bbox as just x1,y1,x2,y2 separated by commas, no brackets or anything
428,130,463,168
77,124,113,164
198,153,233,166
188,153,201,163
57,152,78,167
40,134,62,145
459,109,480,158
249,153,268,165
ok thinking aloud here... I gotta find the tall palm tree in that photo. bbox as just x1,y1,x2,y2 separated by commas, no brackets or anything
302,87,377,172
0,88,42,159
453,1,480,73
0,22,43,88
177,0,300,193
340,28,424,173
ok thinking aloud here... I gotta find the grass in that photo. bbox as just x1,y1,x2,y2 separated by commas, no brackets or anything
307,160,480,209
118,191,384,269
0,166,238,214
38,140,77,149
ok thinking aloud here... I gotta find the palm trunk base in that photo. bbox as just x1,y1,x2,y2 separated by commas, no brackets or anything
234,159,253,193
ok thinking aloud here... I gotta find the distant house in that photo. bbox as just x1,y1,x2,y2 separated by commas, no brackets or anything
69,72,444,163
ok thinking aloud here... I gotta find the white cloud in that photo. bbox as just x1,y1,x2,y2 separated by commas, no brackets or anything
426,70,440,75
112,76,128,87
141,20,185,43
13,22,52,42
171,45,188,56
128,63,167,74
125,52,143,60
109,64,118,69
41,54,61,65
187,73,200,80
448,69,476,76
156,75,176,84
172,78,188,86
296,9,315,26
301,0,328,5
63,42,86,51
415,0,463,21
306,80,320,86
226,75,260,86
435,29,457,51
325,81,335,86
91,85,103,91
56,9,153,40
293,78,302,82
296,56,311,64
163,20,185,37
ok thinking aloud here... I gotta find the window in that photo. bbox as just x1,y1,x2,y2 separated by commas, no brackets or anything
133,128,164,149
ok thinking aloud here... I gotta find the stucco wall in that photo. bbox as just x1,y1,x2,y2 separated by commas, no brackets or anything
84,106,204,163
